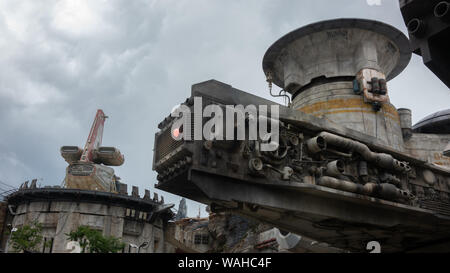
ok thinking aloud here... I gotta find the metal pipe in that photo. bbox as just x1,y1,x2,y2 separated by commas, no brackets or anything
358,161,368,177
317,132,410,173
306,136,327,153
249,158,263,172
326,148,352,158
326,160,345,177
318,176,363,194
317,176,414,201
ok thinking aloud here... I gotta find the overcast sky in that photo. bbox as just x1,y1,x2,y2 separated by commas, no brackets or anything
0,0,449,217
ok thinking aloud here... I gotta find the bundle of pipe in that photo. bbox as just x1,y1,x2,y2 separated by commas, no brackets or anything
311,132,411,173
317,176,414,201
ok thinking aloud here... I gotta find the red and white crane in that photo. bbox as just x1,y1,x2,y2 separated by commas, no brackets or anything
60,110,124,192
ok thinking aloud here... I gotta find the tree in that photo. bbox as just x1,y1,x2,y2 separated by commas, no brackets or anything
66,226,125,253
8,222,49,253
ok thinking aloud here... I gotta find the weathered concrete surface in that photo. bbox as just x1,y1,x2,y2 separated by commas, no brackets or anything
6,201,160,253
261,19,410,151
4,187,173,253
263,19,411,93
293,81,404,150
404,133,450,169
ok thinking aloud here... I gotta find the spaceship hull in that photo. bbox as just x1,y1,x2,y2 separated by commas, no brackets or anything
154,80,450,252
156,168,450,253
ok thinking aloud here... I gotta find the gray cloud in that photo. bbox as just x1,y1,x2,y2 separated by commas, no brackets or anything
0,0,448,217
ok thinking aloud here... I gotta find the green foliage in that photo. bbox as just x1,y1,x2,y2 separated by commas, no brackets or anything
8,222,50,253
66,226,125,253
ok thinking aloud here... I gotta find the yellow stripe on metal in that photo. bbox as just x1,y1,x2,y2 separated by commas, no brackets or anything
297,98,400,122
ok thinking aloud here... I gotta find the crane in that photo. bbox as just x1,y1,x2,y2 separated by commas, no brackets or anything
60,110,124,193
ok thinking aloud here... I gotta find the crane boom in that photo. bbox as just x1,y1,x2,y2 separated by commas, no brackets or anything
80,109,107,163
60,109,124,193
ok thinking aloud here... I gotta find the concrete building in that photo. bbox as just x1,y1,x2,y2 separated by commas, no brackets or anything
166,217,211,253
1,183,174,253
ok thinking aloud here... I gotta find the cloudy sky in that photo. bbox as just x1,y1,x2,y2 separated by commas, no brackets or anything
0,0,448,217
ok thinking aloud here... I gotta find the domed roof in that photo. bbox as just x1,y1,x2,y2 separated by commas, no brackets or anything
413,109,450,134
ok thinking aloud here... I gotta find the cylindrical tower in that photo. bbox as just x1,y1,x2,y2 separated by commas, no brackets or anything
398,108,413,139
263,19,412,150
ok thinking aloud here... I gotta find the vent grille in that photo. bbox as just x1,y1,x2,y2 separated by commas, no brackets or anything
420,199,450,217
155,114,196,165
155,126,184,163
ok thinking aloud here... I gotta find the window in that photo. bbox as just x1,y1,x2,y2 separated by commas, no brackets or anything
194,234,209,245
202,234,209,244
194,234,202,245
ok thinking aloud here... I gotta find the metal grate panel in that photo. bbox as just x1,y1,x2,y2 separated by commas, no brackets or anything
155,127,184,163
420,199,450,217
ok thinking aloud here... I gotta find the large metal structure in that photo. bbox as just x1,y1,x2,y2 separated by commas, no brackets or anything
153,18,450,252
399,0,450,88
262,19,411,150
61,110,125,192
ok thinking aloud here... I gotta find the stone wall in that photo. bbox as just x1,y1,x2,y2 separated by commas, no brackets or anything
405,133,450,169
5,200,168,253
3,186,173,253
